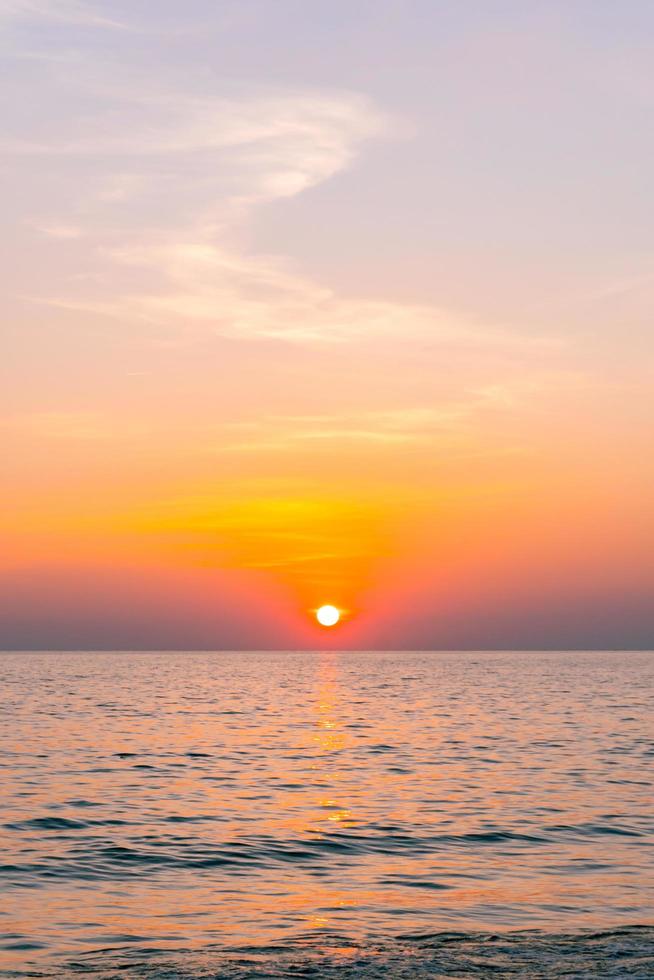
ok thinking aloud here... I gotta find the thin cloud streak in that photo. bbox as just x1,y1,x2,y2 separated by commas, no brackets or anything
0,0,127,28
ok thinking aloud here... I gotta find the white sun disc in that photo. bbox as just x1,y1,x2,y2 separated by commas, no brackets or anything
316,605,340,627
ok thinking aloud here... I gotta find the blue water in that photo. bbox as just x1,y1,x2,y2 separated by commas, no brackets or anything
1,651,652,977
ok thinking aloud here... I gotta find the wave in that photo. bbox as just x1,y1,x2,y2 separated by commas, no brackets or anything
1,819,647,885
4,927,652,979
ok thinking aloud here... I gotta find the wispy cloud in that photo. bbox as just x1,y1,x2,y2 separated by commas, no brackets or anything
2,91,379,198
204,395,548,455
0,0,127,28
2,412,150,440
43,233,568,348
5,53,407,345
32,222,84,239
43,240,474,344
4,38,566,367
1,73,383,212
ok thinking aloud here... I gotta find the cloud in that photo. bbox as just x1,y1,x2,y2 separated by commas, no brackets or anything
44,233,567,348
2,77,383,212
0,0,126,28
4,55,404,345
204,397,540,455
5,46,564,364
32,222,84,239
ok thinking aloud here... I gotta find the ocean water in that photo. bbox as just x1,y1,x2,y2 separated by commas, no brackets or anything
1,650,653,978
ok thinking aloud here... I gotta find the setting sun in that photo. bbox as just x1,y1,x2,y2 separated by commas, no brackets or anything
316,605,341,628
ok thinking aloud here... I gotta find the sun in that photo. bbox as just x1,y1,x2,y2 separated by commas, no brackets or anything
316,605,341,627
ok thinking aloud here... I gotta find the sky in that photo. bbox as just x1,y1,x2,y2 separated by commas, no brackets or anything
1,0,653,649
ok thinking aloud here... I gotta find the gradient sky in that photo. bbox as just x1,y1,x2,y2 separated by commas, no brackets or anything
2,0,653,649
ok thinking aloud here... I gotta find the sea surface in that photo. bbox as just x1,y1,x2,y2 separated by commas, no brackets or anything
1,650,653,978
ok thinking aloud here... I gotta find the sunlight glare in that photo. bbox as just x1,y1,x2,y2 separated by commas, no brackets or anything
316,605,340,627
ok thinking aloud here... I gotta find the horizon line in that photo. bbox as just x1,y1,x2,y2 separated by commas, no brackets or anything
2,648,652,654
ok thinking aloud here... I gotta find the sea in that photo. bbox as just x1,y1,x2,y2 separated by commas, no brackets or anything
1,650,652,978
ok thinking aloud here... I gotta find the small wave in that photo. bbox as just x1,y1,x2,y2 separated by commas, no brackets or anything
27,928,654,979
4,817,89,831
546,822,644,838
4,817,129,832
0,823,613,885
